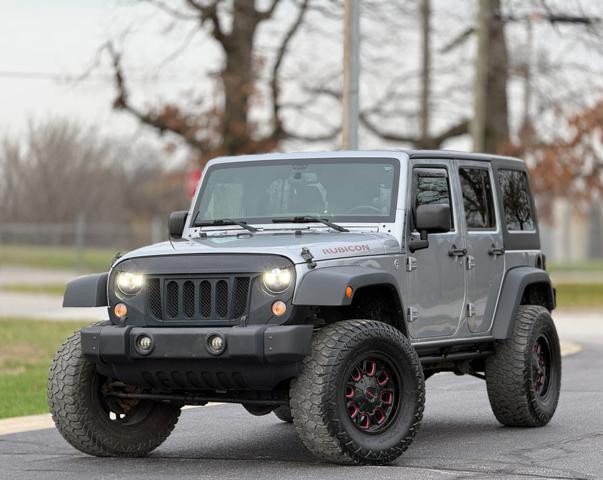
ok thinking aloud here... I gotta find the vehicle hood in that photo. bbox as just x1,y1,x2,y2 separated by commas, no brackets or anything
115,230,400,266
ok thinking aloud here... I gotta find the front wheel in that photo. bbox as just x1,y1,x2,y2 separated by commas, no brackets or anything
290,320,424,465
485,305,561,427
48,329,181,457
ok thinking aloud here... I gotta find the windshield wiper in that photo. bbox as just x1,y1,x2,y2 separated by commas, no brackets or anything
272,216,349,232
195,218,258,233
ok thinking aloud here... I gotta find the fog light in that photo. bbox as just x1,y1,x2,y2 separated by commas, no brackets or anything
271,300,287,316
137,335,153,351
207,334,225,354
114,303,128,318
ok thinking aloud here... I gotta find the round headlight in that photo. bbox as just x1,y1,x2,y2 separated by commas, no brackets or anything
115,272,144,296
262,268,292,294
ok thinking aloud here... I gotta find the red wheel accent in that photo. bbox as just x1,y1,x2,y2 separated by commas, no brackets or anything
351,367,362,382
365,360,377,376
348,403,359,419
359,414,370,429
345,385,355,399
381,391,393,405
377,371,390,386
374,408,386,424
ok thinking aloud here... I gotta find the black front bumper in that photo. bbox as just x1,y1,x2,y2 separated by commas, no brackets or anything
81,323,313,391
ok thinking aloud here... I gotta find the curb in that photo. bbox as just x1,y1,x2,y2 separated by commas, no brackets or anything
0,403,221,437
560,341,582,357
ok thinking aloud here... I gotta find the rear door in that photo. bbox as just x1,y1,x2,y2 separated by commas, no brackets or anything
456,160,505,333
405,162,466,339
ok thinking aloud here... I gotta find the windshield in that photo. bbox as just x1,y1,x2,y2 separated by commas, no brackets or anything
193,158,400,225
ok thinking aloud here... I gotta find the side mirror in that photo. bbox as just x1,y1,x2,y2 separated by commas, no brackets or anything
409,204,451,252
169,211,188,239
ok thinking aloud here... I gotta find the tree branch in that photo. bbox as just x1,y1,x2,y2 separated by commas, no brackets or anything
258,0,282,20
185,0,226,43
269,0,310,140
361,111,469,148
106,42,207,151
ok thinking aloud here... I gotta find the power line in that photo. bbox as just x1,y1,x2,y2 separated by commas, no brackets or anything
0,70,203,83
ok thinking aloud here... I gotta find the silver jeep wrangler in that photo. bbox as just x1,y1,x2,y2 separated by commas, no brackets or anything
49,150,559,465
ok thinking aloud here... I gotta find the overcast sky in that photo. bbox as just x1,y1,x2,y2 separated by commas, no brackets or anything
1,0,602,155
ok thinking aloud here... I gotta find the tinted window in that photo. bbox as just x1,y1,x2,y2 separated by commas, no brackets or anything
498,169,535,231
460,168,496,229
414,169,453,228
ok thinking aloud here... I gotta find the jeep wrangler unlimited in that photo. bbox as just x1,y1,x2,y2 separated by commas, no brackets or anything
48,150,559,465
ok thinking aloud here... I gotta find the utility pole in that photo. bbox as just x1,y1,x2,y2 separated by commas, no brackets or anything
342,0,360,150
472,0,490,152
420,0,431,146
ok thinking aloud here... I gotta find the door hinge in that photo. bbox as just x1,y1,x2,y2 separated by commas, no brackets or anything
466,303,475,317
466,255,476,270
406,256,417,272
407,307,419,323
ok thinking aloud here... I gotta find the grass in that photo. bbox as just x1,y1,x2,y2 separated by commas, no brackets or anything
549,260,603,274
0,318,89,419
0,244,116,272
0,283,66,296
555,283,603,309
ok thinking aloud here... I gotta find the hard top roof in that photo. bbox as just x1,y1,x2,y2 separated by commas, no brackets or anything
207,149,524,165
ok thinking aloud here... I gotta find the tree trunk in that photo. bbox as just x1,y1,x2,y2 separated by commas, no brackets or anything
220,3,259,155
472,0,509,154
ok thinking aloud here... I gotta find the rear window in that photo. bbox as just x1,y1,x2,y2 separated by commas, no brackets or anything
498,169,535,231
460,167,496,229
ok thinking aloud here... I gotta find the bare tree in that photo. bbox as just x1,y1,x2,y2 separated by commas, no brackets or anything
107,0,336,164
0,120,187,224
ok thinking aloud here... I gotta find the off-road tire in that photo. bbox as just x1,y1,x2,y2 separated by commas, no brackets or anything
48,327,181,457
290,320,424,465
273,405,293,423
485,305,561,427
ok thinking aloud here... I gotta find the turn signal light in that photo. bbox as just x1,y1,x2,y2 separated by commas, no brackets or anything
345,286,353,299
272,300,287,316
114,303,128,318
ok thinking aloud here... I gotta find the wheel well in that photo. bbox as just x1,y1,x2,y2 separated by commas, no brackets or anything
521,282,554,311
317,284,407,335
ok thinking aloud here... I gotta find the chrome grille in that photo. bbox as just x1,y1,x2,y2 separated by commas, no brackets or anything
147,276,252,321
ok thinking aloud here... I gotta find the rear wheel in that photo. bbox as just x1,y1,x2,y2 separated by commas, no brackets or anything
290,320,424,465
485,305,561,427
48,329,181,457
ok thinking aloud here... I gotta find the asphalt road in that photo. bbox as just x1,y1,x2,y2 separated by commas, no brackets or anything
1,337,602,480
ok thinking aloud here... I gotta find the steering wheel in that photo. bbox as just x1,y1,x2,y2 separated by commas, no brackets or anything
347,205,381,215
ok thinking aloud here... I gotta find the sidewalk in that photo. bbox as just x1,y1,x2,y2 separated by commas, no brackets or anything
0,266,105,321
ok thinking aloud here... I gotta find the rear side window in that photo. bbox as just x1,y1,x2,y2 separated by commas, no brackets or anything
413,169,454,229
498,169,535,231
459,167,496,229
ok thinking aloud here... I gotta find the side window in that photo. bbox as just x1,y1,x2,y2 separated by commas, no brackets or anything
413,169,453,229
498,169,535,231
459,167,496,229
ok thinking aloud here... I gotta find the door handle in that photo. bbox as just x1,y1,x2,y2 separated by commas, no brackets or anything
448,245,467,257
488,244,505,256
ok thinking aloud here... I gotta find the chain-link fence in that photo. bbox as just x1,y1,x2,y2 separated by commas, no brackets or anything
0,217,167,252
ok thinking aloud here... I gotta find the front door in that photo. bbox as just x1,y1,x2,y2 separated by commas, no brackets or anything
405,163,466,339
456,160,505,333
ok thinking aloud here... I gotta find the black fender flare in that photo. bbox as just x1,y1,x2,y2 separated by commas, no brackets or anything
491,266,555,339
63,273,108,307
293,265,400,307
